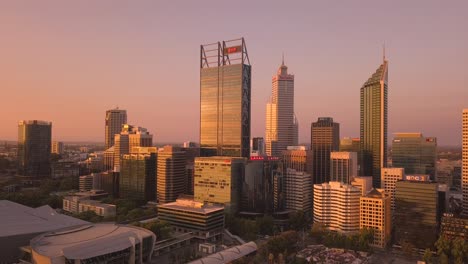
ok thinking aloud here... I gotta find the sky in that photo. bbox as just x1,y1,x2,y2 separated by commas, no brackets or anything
0,1,467,146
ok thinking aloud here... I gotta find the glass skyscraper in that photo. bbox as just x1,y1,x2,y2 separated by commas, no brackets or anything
105,108,127,149
17,120,52,177
392,133,437,180
311,117,340,184
200,38,251,158
360,58,388,188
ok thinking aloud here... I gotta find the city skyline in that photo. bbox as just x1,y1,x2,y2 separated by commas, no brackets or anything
1,1,467,146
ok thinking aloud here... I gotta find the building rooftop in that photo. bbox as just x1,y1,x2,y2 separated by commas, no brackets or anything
0,200,88,237
188,242,257,264
158,198,224,214
31,223,155,259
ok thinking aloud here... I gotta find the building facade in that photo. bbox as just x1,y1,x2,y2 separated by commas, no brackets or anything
157,146,186,204
313,181,361,234
284,168,312,212
360,58,388,188
200,38,251,158
105,108,127,149
392,133,437,180
120,151,157,202
265,59,298,156
17,120,52,177
311,117,340,184
282,146,313,174
350,176,373,196
360,189,391,248
51,141,64,155
250,137,265,157
381,167,405,212
114,125,153,171
330,152,358,184
463,109,468,215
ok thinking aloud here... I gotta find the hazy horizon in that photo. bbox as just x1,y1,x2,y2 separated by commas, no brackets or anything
1,1,467,146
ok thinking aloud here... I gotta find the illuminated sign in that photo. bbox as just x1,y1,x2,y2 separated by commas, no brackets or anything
224,45,241,54
405,175,430,182
249,156,280,161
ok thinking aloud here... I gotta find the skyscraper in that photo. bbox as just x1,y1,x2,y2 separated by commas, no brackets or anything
105,108,127,149
284,168,313,212
250,137,265,157
157,146,186,204
200,38,251,158
282,146,313,174
381,167,405,212
360,56,388,188
463,109,468,215
392,133,437,180
311,117,340,184
17,120,52,177
265,58,298,156
114,125,152,171
330,152,358,184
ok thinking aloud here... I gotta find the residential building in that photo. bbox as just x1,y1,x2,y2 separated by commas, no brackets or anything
157,146,186,203
194,156,246,213
330,152,358,184
200,38,251,158
360,189,391,248
265,58,298,156
105,108,127,149
381,167,405,212
284,168,312,212
158,198,224,241
282,146,313,173
51,141,64,155
17,120,52,177
120,150,157,202
30,224,155,264
311,117,340,184
392,133,437,180
351,176,373,196
313,181,361,234
360,56,388,187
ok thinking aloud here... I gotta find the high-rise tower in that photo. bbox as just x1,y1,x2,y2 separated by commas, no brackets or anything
311,117,340,184
265,57,298,156
360,55,388,188
462,109,468,215
17,120,52,177
200,38,251,158
105,108,127,149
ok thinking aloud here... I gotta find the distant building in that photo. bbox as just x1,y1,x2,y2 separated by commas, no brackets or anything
340,137,360,153
463,109,468,215
440,213,468,240
30,223,155,264
157,146,186,203
105,108,127,149
114,124,153,171
158,198,224,241
381,167,405,212
194,156,246,213
360,189,391,248
311,117,340,184
79,174,100,192
330,152,358,184
282,146,313,174
84,152,104,173
103,146,115,171
183,141,197,148
51,161,79,179
51,141,64,155
17,120,52,177
351,176,373,196
200,38,251,158
313,181,361,234
360,58,388,188
394,181,440,249
98,171,119,196
120,149,157,202
63,195,116,217
188,242,258,264
392,133,437,180
250,137,265,156
284,169,312,212
265,59,298,156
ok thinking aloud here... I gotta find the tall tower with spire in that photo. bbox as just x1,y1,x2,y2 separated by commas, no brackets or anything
265,56,298,156
360,51,388,188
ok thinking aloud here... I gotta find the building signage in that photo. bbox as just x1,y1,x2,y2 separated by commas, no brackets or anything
405,175,430,182
224,45,241,54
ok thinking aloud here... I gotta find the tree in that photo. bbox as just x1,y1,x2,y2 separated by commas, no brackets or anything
288,210,309,231
451,237,467,264
439,252,449,264
401,240,415,257
142,220,173,240
423,248,432,264
435,236,451,257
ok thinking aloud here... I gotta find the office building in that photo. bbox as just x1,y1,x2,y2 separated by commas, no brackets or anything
311,117,340,184
392,133,437,180
265,58,298,156
157,146,186,203
463,109,468,215
381,167,405,212
63,196,116,217
284,168,313,212
194,156,246,213
114,124,153,171
313,181,361,234
30,223,155,264
120,150,157,202
241,156,281,214
394,181,440,249
79,174,99,192
360,189,391,248
330,152,358,184
103,146,115,171
51,141,64,155
51,161,79,179
17,120,52,177
200,38,251,158
182,146,201,195
158,198,225,241
351,176,373,196
105,108,127,149
360,56,388,187
282,146,313,173
440,213,468,240
340,137,360,152
250,137,265,156
98,171,119,196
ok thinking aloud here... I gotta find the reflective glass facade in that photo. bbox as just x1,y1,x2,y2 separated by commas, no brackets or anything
311,117,340,184
17,120,52,177
119,153,157,202
360,61,388,188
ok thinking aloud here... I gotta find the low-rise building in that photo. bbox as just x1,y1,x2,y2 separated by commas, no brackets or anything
63,193,115,217
440,213,468,240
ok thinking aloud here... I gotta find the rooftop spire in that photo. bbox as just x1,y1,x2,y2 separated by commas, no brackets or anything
383,42,386,62
282,52,285,66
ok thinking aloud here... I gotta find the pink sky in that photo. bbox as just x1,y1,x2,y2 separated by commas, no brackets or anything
0,1,467,145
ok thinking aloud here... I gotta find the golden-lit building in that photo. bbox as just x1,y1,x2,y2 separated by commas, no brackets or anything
351,176,373,196
114,125,152,171
360,189,391,249
463,109,468,215
17,120,52,177
157,146,186,204
381,167,405,212
281,146,312,173
194,156,246,213
51,141,64,155
105,108,127,149
311,117,340,184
